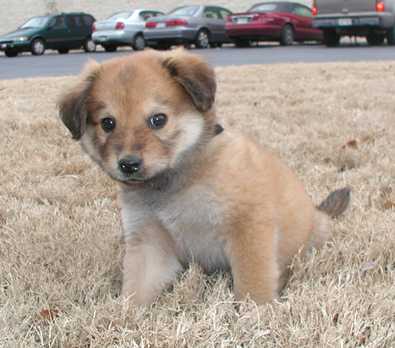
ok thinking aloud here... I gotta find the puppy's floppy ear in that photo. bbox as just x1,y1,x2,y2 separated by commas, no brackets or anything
58,60,100,140
162,49,216,112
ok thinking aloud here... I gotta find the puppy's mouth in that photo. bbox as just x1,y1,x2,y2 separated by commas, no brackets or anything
122,177,146,185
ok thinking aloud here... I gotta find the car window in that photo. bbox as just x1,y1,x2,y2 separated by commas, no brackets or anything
50,15,66,29
82,15,94,27
293,5,312,17
216,8,232,19
140,11,156,21
168,6,200,17
203,7,220,19
249,2,287,12
67,15,83,29
107,11,133,20
20,16,49,29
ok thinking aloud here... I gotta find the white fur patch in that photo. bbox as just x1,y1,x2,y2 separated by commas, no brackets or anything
171,113,204,166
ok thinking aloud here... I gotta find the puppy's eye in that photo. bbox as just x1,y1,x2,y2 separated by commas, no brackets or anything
101,117,116,132
148,113,168,129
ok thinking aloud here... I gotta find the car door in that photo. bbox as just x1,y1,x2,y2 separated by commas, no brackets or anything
81,15,95,39
44,15,69,49
66,15,85,48
215,7,232,42
292,5,319,41
202,7,225,42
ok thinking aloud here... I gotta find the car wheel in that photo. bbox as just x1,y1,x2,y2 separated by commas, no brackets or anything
323,29,340,47
280,25,294,46
234,39,250,48
103,45,117,52
84,39,96,53
31,38,45,56
387,27,395,45
366,33,385,46
58,48,69,54
195,29,210,49
5,49,18,57
132,34,145,51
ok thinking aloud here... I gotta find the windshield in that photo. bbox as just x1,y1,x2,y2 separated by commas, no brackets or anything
249,3,282,12
168,6,200,17
20,16,49,29
107,11,134,20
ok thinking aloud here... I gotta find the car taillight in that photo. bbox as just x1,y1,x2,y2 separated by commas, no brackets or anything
376,1,385,12
312,0,318,16
166,19,188,27
92,23,96,32
145,21,157,28
115,21,125,30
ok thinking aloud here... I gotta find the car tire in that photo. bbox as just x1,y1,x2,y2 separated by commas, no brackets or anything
386,27,395,45
323,29,340,47
195,29,210,49
366,33,385,46
103,45,117,52
234,39,250,48
31,38,45,56
83,39,96,53
280,24,294,46
132,34,145,51
5,49,18,57
58,48,69,54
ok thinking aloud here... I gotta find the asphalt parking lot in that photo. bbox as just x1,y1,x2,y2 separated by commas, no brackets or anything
1,43,395,79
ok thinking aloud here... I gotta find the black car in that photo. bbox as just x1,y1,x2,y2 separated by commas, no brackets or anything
0,12,96,57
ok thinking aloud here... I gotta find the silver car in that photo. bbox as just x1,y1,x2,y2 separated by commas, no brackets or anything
312,0,395,46
92,9,164,51
144,5,232,49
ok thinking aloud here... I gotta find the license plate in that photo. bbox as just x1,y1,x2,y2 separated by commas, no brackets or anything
98,36,107,42
338,18,352,26
157,23,166,28
237,17,249,24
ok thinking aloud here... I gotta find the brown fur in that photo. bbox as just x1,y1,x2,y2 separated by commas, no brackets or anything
58,49,350,305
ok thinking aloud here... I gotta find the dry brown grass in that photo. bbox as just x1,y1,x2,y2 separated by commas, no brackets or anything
0,60,394,347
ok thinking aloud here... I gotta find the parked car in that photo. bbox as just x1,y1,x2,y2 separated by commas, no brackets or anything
144,5,232,49
226,2,322,47
312,0,395,46
0,12,96,57
92,9,164,52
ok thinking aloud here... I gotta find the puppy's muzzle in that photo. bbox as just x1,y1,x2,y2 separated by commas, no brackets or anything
119,155,142,176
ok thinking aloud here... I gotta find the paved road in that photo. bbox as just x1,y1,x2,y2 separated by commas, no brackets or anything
1,44,395,79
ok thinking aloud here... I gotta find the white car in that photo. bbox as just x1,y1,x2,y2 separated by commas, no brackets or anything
92,9,164,51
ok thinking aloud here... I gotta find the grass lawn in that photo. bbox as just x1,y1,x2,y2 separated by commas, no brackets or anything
0,61,394,347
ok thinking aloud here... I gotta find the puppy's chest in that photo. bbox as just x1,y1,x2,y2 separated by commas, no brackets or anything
153,186,229,271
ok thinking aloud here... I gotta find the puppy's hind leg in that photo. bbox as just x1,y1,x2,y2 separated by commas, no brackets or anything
121,224,183,305
226,222,280,304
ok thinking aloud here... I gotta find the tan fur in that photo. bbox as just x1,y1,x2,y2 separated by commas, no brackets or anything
58,49,344,305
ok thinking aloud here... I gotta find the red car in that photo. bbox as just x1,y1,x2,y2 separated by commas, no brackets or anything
226,1,323,47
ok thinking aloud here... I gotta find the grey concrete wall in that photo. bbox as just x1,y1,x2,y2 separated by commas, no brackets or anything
0,0,312,35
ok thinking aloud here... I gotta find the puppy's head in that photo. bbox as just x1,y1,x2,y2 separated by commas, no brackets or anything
58,49,218,185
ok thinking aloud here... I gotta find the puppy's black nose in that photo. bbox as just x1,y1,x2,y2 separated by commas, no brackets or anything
118,156,142,175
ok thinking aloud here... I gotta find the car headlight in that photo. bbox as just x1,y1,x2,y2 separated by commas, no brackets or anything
16,36,28,41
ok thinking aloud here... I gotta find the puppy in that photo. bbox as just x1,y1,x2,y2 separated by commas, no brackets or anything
58,49,350,305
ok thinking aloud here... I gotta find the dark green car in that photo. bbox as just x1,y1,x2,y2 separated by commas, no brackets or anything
0,12,96,57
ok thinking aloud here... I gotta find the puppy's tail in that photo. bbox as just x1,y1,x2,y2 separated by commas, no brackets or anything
317,187,351,218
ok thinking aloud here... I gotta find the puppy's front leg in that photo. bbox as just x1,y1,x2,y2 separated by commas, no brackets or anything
121,224,182,305
227,224,280,304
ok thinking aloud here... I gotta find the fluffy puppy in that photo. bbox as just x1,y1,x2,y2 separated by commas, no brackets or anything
58,49,350,305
